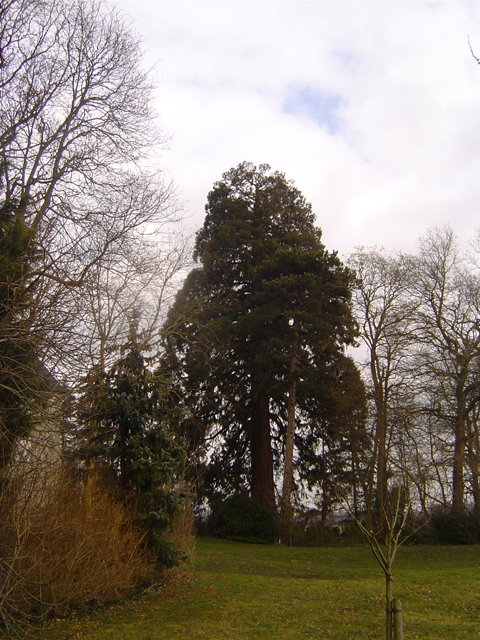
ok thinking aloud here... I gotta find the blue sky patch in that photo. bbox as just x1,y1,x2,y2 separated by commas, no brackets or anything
282,85,345,135
333,49,357,70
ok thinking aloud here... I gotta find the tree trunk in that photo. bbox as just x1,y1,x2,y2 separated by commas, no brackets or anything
251,389,276,516
280,336,299,543
365,434,377,530
352,450,359,519
84,458,95,520
368,356,388,528
386,572,393,640
452,378,467,512
280,380,296,543
375,393,388,517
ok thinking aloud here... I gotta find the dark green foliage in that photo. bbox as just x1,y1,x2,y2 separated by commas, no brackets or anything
162,162,365,515
207,493,276,544
294,353,368,518
398,508,480,545
77,315,186,566
0,171,42,469
428,509,480,545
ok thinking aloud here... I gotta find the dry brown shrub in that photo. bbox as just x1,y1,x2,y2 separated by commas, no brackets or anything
0,466,152,631
40,475,152,612
165,496,196,562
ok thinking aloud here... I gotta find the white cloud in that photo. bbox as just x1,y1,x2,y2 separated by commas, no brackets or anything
112,0,480,258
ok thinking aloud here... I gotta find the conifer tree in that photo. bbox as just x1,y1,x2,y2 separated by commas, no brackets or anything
78,313,185,565
163,162,364,519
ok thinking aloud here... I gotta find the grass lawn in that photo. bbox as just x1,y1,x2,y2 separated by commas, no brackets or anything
15,539,480,640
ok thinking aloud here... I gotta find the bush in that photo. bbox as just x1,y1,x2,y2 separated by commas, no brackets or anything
0,467,152,631
165,496,196,562
207,493,276,544
429,509,480,545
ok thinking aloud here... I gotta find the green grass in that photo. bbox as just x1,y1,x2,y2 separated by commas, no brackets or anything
14,539,480,639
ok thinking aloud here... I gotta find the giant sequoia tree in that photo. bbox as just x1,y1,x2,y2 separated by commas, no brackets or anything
163,162,363,515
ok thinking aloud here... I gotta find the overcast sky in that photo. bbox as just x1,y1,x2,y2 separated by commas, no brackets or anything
111,0,480,260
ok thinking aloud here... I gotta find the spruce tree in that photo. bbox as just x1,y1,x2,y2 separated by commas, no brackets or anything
78,314,185,565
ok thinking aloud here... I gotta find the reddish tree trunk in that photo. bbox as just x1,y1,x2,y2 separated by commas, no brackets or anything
279,380,297,543
281,382,296,505
250,389,276,516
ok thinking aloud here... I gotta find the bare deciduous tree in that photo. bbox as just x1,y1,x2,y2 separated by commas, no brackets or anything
348,248,417,526
414,226,480,512
0,0,184,405
346,486,411,640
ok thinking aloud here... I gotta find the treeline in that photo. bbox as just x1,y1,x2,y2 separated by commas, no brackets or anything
349,233,480,526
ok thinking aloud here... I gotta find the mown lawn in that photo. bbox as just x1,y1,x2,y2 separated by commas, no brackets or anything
21,539,480,639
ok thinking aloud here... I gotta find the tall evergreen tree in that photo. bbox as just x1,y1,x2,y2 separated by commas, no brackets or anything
77,313,186,565
163,162,363,516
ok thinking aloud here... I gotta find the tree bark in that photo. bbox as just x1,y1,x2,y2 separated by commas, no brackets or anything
376,398,388,515
467,415,480,517
250,389,276,516
280,336,299,543
370,355,388,524
452,378,467,512
386,572,393,640
279,380,296,542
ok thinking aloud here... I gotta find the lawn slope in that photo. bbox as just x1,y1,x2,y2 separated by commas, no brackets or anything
29,538,480,639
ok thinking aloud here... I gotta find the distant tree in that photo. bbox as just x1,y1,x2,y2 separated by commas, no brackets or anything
348,248,418,527
77,314,186,565
295,353,368,525
413,227,480,513
163,162,361,524
78,232,191,375
349,232,480,520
